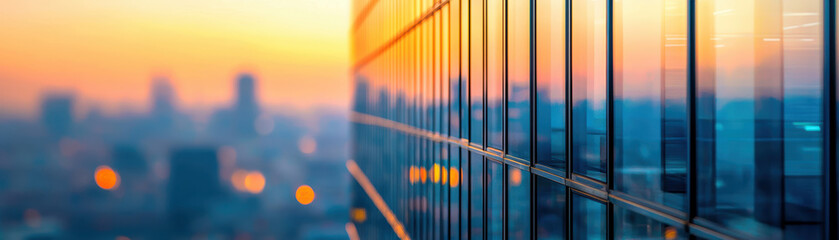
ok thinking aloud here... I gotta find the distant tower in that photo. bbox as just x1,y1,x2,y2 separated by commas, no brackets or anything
151,78,177,132
233,73,260,137
40,93,75,136
167,147,223,234
235,73,258,111
152,78,176,118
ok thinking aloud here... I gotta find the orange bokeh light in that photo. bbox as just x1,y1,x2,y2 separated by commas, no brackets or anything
449,167,460,188
441,167,448,185
351,208,367,222
419,167,428,183
243,171,266,194
94,166,120,190
432,164,441,183
296,185,316,205
409,166,418,184
510,168,523,186
665,226,678,240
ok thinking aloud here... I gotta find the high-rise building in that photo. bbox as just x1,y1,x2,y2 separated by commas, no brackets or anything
350,0,837,239
167,147,223,234
150,77,177,133
40,93,75,136
235,73,258,111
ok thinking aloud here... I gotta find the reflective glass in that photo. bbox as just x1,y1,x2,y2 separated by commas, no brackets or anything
470,153,484,239
536,176,566,240
614,206,686,240
461,0,471,139
461,149,470,240
508,0,531,159
450,146,461,240
470,0,485,145
487,161,504,240
571,193,606,240
696,0,824,238
487,0,504,150
450,0,463,139
571,0,607,181
536,0,567,171
508,167,531,240
613,0,687,210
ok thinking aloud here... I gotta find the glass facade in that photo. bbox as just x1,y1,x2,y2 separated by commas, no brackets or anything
350,0,838,239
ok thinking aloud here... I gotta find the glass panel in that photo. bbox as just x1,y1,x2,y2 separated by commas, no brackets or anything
536,176,566,240
450,146,461,240
470,153,484,239
696,0,824,238
613,0,687,210
508,167,531,240
451,0,463,139
536,0,567,172
571,193,606,240
571,0,607,181
461,148,470,240
461,0,471,139
508,0,531,159
487,161,504,240
614,206,686,240
487,0,504,150
470,0,485,145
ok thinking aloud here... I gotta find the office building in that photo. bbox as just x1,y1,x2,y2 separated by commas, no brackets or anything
350,0,837,239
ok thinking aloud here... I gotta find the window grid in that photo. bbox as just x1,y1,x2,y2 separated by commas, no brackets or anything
350,0,839,239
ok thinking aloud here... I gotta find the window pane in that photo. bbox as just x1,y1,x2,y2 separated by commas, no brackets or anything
614,206,686,240
470,0,485,145
487,161,504,240
487,0,504,150
536,176,566,240
450,146,461,240
450,0,462,139
461,149,470,240
571,0,607,181
536,0,567,171
508,0,531,159
470,153,484,239
461,0,471,139
696,0,824,238
508,168,531,240
571,193,606,240
613,0,687,210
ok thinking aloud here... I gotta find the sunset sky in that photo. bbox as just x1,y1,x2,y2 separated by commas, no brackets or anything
0,0,351,118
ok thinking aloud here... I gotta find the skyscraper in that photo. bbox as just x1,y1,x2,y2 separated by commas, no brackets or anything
167,147,223,234
40,93,75,137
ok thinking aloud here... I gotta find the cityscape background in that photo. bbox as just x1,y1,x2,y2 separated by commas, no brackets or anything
0,0,354,239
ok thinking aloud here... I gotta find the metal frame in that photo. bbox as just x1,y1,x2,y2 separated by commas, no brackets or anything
349,0,839,239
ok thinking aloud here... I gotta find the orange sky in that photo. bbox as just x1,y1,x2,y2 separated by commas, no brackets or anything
0,0,351,117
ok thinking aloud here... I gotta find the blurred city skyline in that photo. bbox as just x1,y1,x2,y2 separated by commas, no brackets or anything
0,0,352,118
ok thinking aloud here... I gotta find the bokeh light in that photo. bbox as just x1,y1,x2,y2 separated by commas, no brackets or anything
94,165,120,190
665,226,678,240
419,167,427,183
449,167,460,188
243,171,266,194
409,166,418,184
296,185,315,205
351,208,367,222
432,164,441,183
298,135,317,155
510,168,522,186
